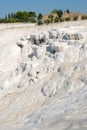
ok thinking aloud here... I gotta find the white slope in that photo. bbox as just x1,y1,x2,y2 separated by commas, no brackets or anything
0,21,87,130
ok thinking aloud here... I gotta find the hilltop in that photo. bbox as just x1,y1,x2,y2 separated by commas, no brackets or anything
42,10,87,24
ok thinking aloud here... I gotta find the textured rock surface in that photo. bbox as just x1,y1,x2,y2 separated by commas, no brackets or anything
0,21,87,130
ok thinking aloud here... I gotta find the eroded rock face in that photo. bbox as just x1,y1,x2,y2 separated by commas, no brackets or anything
0,22,87,130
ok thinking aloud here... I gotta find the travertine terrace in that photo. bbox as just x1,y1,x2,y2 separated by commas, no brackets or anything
0,21,87,130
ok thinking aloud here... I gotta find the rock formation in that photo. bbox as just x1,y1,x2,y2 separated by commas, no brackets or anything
0,21,87,130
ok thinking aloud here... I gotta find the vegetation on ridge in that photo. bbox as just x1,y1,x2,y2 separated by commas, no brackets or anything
0,9,87,25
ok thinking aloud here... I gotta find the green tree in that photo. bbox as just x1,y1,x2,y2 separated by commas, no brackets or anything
37,13,43,25
8,13,11,19
28,11,36,23
66,9,70,13
16,11,29,22
28,12,36,17
10,13,15,18
5,15,7,20
37,13,43,21
57,10,63,18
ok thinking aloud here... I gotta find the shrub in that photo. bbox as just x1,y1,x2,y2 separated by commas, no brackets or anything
59,18,64,22
48,14,54,23
6,18,17,23
81,15,87,20
37,21,43,25
44,19,50,24
73,16,78,21
65,17,70,21
54,17,59,23
29,17,36,23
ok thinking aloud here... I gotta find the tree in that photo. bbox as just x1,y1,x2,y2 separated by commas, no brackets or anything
28,11,36,23
8,13,11,19
28,12,36,17
37,13,43,25
15,11,29,22
5,15,7,20
37,13,43,21
10,13,13,18
22,11,29,22
57,10,63,18
66,9,70,13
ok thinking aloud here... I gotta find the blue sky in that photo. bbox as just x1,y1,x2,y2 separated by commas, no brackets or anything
0,0,86,17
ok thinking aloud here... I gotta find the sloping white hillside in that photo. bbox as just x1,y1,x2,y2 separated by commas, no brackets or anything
0,21,87,130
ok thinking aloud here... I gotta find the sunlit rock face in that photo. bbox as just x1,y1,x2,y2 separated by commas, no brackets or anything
0,21,87,130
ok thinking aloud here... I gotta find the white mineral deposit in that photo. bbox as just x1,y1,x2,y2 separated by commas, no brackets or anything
0,21,87,130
